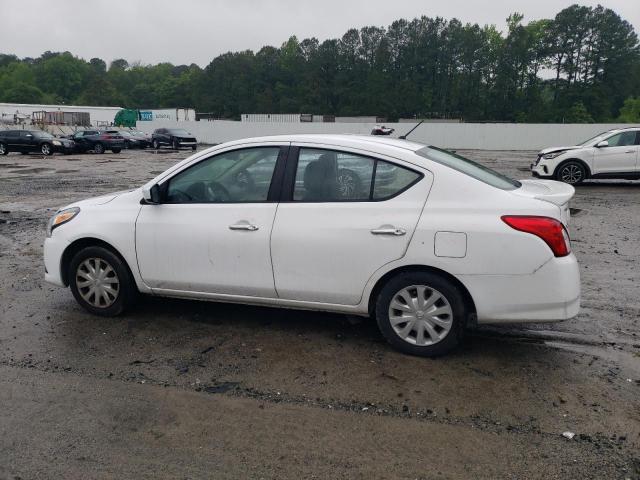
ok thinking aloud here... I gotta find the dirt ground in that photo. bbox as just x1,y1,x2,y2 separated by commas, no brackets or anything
0,146,638,480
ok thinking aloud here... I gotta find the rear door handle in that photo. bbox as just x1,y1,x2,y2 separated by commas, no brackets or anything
625,150,635,153
229,223,259,231
371,227,406,236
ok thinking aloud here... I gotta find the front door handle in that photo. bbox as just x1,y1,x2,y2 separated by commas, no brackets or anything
371,227,406,236
229,223,259,231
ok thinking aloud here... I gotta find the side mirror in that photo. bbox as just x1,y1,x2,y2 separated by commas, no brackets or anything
142,184,161,204
596,140,609,148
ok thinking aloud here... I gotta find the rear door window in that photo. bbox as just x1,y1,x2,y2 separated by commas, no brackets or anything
292,148,422,202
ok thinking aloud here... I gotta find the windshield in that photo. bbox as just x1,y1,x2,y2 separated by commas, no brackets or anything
416,146,521,190
168,129,190,135
578,130,615,146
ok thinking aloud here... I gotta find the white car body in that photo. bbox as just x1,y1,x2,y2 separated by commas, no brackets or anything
44,135,580,332
531,127,640,183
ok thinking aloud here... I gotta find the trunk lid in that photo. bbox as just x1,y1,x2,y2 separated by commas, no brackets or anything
512,179,575,226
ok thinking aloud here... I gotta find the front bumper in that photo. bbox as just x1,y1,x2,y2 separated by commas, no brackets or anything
530,161,552,178
51,143,75,153
44,234,70,287
459,253,581,324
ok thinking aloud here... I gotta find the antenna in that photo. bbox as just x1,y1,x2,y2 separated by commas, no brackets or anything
398,120,424,140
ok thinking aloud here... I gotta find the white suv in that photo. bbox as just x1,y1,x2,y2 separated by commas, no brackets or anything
531,127,640,184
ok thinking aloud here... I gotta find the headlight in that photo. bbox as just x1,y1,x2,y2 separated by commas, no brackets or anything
46,207,80,237
52,140,61,146
542,151,564,160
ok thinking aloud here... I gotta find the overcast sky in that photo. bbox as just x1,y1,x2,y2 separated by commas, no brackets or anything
1,0,638,67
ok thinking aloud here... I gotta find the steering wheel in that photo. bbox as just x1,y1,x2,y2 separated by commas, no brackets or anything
205,182,231,202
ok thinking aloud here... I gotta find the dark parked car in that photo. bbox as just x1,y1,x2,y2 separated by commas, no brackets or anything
151,128,197,150
68,130,125,154
104,129,151,149
0,129,74,156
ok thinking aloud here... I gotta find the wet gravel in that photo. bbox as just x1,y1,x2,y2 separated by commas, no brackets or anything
0,147,639,479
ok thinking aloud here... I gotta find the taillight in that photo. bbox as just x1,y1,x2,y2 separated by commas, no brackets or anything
501,216,571,257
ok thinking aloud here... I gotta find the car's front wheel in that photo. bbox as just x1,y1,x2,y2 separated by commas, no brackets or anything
375,272,466,357
93,143,105,154
69,246,136,316
556,161,586,185
0,143,8,155
41,143,53,156
152,139,160,149
112,148,121,154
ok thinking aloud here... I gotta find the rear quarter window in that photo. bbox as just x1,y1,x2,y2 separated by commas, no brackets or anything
416,146,521,190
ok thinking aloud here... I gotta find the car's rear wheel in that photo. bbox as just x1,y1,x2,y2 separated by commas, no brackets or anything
41,143,52,156
375,272,466,357
0,143,9,155
191,145,197,151
69,246,136,316
94,143,105,154
112,148,121,154
172,139,179,150
556,161,586,185
152,139,160,149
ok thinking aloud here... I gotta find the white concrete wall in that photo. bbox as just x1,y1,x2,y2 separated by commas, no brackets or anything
135,120,638,150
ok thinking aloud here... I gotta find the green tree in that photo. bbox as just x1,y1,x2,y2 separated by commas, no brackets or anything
617,97,640,122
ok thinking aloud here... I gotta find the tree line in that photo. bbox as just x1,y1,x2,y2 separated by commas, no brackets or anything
1,4,639,123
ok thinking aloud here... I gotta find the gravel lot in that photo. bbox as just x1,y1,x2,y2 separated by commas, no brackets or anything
0,147,638,479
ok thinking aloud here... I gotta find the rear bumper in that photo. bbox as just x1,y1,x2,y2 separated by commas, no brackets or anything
459,253,580,324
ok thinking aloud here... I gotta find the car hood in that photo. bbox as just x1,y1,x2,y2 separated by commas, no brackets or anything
59,190,132,211
538,146,582,155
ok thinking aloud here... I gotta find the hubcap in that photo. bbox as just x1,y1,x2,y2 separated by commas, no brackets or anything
0,144,5,154
76,257,120,308
42,144,50,155
388,285,453,346
560,165,583,184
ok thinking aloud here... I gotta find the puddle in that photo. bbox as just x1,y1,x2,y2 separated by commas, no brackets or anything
544,340,640,378
473,327,640,378
9,168,55,174
0,164,28,169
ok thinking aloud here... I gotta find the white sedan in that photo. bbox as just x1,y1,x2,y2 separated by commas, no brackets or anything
44,135,580,356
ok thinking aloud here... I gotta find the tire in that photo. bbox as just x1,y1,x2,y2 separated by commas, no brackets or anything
68,246,137,317
172,139,179,150
555,161,586,185
0,143,7,155
112,148,121,154
375,272,467,357
94,143,105,154
191,145,197,151
152,139,160,149
41,143,53,156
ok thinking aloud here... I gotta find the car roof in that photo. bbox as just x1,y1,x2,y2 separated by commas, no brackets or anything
223,134,427,153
